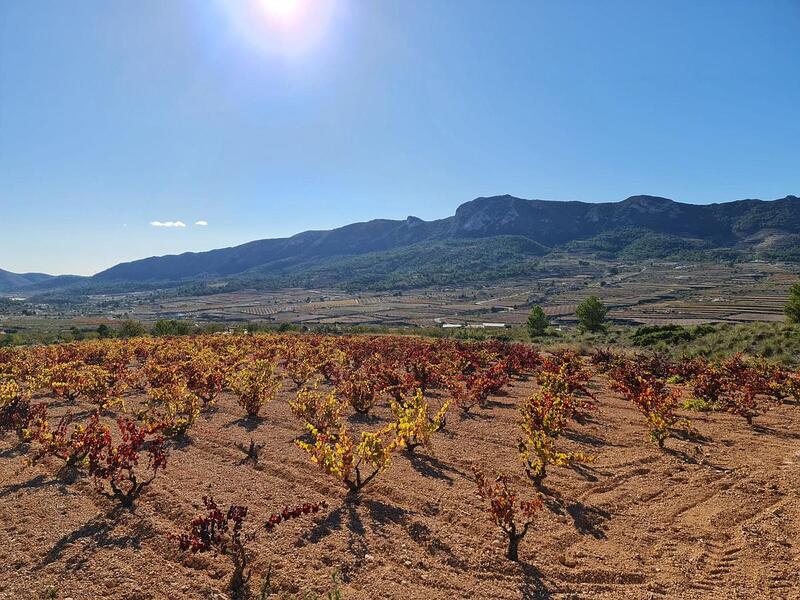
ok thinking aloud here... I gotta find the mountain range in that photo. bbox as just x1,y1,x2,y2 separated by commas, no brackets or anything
0,269,54,292
3,194,800,295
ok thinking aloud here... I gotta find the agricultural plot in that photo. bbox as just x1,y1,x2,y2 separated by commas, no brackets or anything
2,261,797,339
127,262,798,328
1,335,799,599
540,262,799,326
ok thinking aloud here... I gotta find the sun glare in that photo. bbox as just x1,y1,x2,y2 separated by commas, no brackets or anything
258,0,306,27
218,0,338,58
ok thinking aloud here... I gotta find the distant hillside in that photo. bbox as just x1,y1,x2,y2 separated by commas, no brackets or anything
94,215,450,282
92,194,799,282
174,235,550,294
0,269,55,292
22,193,800,295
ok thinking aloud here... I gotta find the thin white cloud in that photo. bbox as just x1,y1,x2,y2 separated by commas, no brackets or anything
194,220,208,226
150,220,187,228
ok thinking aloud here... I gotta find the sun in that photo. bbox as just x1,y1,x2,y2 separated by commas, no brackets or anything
257,0,308,28
217,0,338,57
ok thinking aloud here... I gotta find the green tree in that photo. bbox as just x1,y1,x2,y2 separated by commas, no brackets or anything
576,295,608,332
526,306,548,338
117,320,147,339
786,283,800,324
96,324,112,339
152,319,191,336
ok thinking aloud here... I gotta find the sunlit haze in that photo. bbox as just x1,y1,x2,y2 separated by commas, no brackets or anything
258,0,307,25
219,0,339,58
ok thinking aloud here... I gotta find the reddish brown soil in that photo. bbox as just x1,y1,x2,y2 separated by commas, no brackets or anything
2,378,799,600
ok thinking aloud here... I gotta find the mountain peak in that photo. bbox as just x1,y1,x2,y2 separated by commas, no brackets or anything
621,195,675,205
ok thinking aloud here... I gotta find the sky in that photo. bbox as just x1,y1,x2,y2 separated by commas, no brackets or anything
1,0,799,275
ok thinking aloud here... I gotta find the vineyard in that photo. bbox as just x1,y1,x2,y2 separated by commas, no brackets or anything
1,334,799,599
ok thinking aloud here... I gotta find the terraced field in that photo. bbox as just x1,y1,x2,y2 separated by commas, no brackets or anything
4,260,797,338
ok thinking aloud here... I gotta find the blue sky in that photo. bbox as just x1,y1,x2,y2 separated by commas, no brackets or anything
1,1,799,275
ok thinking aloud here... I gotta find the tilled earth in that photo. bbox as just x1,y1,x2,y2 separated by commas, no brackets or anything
1,376,799,600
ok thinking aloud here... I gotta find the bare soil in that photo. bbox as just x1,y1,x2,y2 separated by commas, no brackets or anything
2,378,799,600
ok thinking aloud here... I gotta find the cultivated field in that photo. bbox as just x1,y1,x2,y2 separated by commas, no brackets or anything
1,335,799,599
4,260,798,342
126,261,800,327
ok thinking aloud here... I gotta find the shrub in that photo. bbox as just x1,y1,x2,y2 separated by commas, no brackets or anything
281,345,322,389
589,347,621,372
333,367,381,415
447,360,510,413
448,365,509,413
91,418,168,506
44,362,119,405
389,390,449,454
144,382,200,438
790,371,800,403
718,385,764,425
687,354,776,425
717,355,769,425
750,357,795,404
630,324,714,347
690,363,726,406
185,348,227,407
229,360,281,419
296,423,396,496
170,496,327,599
537,351,595,413
34,413,167,505
472,466,542,561
402,345,444,394
289,385,341,434
144,359,184,389
377,367,414,402
170,497,254,596
517,390,592,483
34,413,109,470
612,374,686,447
0,378,47,441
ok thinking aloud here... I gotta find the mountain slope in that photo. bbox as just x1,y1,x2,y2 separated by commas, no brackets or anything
92,194,800,288
449,194,800,245
0,269,56,292
95,215,450,282
213,235,550,292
